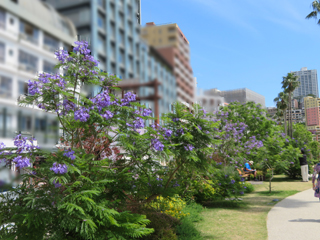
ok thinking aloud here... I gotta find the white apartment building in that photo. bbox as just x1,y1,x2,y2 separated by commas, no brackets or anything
0,0,76,149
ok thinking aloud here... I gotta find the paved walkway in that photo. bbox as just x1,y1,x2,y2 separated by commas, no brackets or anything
267,188,320,240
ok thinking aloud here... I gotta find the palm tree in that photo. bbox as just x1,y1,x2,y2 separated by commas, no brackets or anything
274,92,289,136
281,73,300,138
306,1,320,24
307,93,317,98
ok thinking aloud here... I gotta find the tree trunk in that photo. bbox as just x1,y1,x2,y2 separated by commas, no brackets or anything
284,108,287,136
289,92,293,138
269,168,274,193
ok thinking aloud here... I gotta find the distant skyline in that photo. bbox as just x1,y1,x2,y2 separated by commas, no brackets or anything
141,0,320,107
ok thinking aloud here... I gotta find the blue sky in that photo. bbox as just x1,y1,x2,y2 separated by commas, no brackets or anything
141,0,320,107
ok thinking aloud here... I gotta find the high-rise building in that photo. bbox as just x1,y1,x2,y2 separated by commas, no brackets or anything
0,0,76,148
304,96,320,142
42,0,176,117
292,67,319,100
203,88,265,108
141,22,194,104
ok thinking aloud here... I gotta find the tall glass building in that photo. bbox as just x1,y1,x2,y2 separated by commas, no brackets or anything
292,67,319,100
42,0,176,115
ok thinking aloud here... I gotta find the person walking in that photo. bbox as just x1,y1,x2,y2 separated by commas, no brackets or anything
299,149,308,182
312,161,320,199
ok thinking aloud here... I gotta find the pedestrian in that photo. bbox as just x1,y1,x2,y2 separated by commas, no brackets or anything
299,149,308,182
244,160,258,181
312,161,320,199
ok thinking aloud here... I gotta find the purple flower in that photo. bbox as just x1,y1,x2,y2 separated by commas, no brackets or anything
74,107,90,122
240,191,244,195
63,148,76,160
121,92,136,106
177,128,184,135
50,162,68,174
142,108,152,117
53,180,62,188
133,117,144,129
13,156,30,168
230,180,235,184
172,118,180,122
54,48,69,64
218,183,221,186
101,110,114,120
184,144,195,151
165,129,172,137
151,139,164,151
198,125,202,130
240,178,245,182
290,162,294,164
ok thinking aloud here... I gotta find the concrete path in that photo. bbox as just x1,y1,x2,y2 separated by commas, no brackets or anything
267,188,320,240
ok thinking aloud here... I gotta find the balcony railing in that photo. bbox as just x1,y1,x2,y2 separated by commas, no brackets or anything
19,33,38,45
18,64,37,74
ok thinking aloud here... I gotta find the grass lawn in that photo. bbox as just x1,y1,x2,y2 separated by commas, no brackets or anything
195,175,312,240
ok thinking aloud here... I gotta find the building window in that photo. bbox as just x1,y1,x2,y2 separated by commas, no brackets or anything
0,9,5,30
111,63,116,75
43,33,59,52
136,61,140,76
110,3,115,19
110,22,115,38
10,18,14,25
168,27,175,32
128,38,133,53
97,35,105,52
127,5,132,18
0,75,12,98
119,50,124,64
111,42,116,60
119,12,124,28
18,80,28,95
0,42,4,63
98,14,105,29
119,30,124,45
19,20,39,45
129,56,133,71
43,60,56,73
20,116,31,131
35,118,46,132
18,50,38,73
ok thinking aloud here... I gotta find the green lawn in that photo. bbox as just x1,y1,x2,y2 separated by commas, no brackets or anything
195,175,312,240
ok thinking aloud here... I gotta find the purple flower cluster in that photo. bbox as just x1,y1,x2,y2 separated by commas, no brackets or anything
13,156,30,168
28,73,66,96
184,144,195,151
142,108,152,117
50,162,68,174
91,90,112,112
165,129,172,137
133,117,144,129
13,134,38,154
54,48,70,64
101,110,114,120
63,148,76,160
172,118,180,122
53,179,62,188
151,138,164,151
121,92,136,106
74,107,90,122
230,179,235,184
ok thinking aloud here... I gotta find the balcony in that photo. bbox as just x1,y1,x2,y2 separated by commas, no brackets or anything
18,64,37,74
19,33,38,45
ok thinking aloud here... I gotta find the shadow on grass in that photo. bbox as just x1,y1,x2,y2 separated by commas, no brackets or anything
201,200,249,209
256,190,299,197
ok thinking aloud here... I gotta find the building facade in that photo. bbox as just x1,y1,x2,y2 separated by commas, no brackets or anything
0,0,77,148
42,0,176,116
292,67,319,100
141,22,194,104
304,96,320,142
203,88,265,108
196,89,225,113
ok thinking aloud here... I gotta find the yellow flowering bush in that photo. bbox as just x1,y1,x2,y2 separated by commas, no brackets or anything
148,195,189,219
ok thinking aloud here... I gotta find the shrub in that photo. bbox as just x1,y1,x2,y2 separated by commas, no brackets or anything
142,211,180,240
193,180,215,202
243,182,254,193
148,195,189,219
